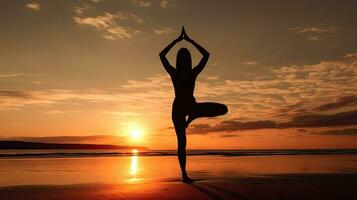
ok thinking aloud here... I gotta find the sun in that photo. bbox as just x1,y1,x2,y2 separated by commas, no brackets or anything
120,122,145,144
131,129,141,140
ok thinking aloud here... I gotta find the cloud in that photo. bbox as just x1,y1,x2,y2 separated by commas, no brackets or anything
73,5,89,15
344,53,357,58
154,27,174,34
160,0,176,8
73,12,142,40
289,25,341,33
129,14,144,24
188,110,357,134
26,1,40,11
45,110,80,114
288,110,357,128
316,128,357,136
0,78,173,118
0,73,43,78
221,134,239,137
0,73,25,78
2,53,356,132
32,81,44,84
307,36,320,41
211,62,219,66
289,24,341,40
0,135,124,144
119,52,357,124
189,120,278,134
0,89,128,107
314,95,357,111
205,75,219,80
297,129,307,132
0,90,33,99
241,60,259,65
74,12,121,29
130,0,152,7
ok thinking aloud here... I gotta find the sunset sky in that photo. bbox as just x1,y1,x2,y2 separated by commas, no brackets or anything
0,0,356,149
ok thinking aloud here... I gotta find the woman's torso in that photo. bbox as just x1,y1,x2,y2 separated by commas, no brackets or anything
171,72,197,110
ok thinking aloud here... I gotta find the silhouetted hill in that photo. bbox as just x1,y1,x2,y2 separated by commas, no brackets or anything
0,141,148,150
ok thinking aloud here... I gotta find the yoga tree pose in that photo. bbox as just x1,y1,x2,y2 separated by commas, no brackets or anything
160,27,228,183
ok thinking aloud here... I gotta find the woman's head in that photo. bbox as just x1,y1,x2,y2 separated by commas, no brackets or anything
176,48,192,72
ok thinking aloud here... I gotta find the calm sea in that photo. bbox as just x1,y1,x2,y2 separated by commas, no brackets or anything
0,149,357,158
1,149,357,186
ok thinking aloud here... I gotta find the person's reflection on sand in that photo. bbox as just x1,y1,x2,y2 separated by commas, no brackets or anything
160,27,228,183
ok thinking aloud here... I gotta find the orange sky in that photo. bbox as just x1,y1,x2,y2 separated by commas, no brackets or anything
0,0,356,149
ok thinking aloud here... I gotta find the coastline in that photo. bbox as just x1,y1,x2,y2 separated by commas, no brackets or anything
1,173,356,200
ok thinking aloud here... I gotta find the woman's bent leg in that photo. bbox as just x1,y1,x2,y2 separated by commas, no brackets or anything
186,102,228,127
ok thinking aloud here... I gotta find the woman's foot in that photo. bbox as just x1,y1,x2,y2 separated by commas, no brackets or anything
182,176,194,183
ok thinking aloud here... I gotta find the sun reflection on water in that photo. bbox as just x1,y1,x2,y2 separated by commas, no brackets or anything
131,155,138,176
128,149,142,182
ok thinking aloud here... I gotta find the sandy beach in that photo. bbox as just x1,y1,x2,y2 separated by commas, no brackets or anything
0,154,357,199
0,174,356,200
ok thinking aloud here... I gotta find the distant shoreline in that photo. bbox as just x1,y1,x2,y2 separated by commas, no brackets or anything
0,141,148,150
1,147,357,158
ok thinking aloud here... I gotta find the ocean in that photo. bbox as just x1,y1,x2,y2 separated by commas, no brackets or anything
1,149,357,158
1,149,357,186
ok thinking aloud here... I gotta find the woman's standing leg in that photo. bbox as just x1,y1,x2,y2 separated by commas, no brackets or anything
172,103,193,182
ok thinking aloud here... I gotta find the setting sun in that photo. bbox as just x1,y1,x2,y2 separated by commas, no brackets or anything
131,129,141,140
122,122,145,144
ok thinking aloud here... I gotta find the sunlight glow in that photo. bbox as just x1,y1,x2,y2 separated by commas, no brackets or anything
121,122,146,144
132,149,139,155
131,129,141,140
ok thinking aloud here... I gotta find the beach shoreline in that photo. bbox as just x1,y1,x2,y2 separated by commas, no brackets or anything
0,173,356,200
1,154,357,199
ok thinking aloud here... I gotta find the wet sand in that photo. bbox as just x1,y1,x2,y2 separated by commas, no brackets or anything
0,174,356,200
1,155,357,199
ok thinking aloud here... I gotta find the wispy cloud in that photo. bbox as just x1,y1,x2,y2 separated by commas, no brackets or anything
154,27,174,34
289,24,341,40
32,81,44,85
289,25,341,33
2,53,356,134
129,14,144,24
160,0,176,8
26,1,40,11
0,89,121,110
241,60,259,65
73,12,142,40
316,128,357,136
0,73,25,78
0,73,42,78
121,53,357,122
189,110,357,134
314,95,357,111
307,36,320,41
130,0,152,7
73,5,89,15
0,135,125,144
0,90,33,99
45,110,80,114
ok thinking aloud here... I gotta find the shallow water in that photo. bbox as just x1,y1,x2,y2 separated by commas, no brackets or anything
1,154,357,186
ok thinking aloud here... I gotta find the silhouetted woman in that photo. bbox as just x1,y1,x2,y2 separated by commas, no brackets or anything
160,27,228,183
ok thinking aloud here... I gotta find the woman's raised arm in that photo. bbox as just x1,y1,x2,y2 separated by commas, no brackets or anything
184,32,210,76
159,32,184,76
